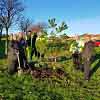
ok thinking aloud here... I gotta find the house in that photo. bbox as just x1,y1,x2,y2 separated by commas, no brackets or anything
80,33,100,40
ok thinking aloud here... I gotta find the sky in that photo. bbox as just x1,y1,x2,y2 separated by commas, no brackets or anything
20,0,100,36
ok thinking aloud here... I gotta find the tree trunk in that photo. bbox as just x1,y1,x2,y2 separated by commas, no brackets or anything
54,57,57,63
0,29,3,41
5,28,9,56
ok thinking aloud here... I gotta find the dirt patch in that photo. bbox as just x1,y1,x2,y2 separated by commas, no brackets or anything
30,67,68,79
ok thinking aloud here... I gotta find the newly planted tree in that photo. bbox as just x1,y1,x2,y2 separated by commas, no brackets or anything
48,18,57,36
48,18,68,36
48,18,68,68
56,21,68,33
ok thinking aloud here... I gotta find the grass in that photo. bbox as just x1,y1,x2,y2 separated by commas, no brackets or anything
0,40,100,100
0,59,100,100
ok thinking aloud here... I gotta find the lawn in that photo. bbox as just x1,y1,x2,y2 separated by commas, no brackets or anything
0,40,100,100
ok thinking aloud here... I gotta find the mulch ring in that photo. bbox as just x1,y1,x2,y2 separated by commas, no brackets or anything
22,61,69,79
30,67,68,79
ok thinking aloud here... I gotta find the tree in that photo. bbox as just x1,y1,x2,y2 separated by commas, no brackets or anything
0,22,3,40
56,21,68,33
48,18,57,28
48,18,68,68
29,22,48,36
0,0,24,55
48,18,68,36
48,18,57,36
19,17,32,34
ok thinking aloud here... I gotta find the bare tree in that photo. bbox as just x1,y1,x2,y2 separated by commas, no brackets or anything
19,17,32,34
0,0,24,55
0,23,3,40
29,22,48,36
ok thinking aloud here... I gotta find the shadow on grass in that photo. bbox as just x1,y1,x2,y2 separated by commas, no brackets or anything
0,54,6,59
90,53,100,77
56,56,71,62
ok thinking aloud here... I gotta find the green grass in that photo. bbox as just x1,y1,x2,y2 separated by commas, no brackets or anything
0,58,100,100
0,40,100,100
